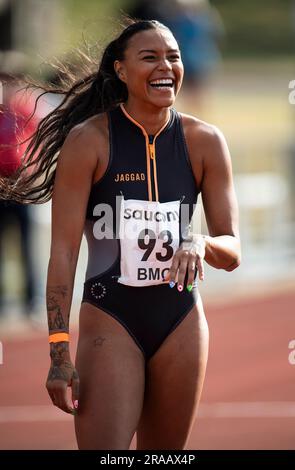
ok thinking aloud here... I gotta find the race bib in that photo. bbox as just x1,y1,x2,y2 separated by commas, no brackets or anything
118,198,180,287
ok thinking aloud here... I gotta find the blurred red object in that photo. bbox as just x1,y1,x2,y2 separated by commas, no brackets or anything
0,91,39,177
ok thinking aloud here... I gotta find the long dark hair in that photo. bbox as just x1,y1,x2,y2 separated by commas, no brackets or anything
0,19,170,204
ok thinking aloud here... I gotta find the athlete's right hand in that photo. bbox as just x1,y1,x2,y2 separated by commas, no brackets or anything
46,358,80,415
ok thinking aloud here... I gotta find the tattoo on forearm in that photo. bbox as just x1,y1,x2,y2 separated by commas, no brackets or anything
47,342,76,383
50,341,70,365
48,285,67,299
47,285,69,332
47,362,72,382
49,306,67,330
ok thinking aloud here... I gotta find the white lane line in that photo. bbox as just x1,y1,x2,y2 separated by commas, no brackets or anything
1,402,295,423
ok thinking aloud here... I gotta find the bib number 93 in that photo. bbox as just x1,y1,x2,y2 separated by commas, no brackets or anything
138,229,174,262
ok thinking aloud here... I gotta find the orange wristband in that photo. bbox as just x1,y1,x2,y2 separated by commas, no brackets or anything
49,333,69,343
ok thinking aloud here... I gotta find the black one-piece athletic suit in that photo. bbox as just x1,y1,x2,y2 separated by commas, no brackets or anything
82,104,200,360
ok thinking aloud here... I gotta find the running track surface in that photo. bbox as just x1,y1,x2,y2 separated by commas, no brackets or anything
0,288,294,450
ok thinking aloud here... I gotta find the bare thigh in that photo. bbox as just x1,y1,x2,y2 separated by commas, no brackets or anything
137,293,209,450
74,302,145,450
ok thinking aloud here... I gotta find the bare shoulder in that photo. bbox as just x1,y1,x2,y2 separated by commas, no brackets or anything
180,112,226,152
58,112,108,179
65,112,108,150
178,113,230,189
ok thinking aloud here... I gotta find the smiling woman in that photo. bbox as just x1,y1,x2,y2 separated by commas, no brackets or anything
112,26,183,133
0,19,240,450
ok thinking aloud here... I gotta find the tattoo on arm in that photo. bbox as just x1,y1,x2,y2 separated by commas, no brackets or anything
47,363,71,382
50,342,70,365
48,342,77,383
47,285,69,333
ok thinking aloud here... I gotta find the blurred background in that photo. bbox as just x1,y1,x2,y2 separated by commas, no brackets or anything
0,0,294,450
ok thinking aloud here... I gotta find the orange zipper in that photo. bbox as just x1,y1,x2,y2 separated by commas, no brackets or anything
148,137,159,202
120,104,168,202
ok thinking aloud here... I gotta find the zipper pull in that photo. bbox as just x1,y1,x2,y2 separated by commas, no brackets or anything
149,144,155,160
148,134,155,160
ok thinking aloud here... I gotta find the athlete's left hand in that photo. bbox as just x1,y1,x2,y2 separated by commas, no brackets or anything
167,234,206,291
